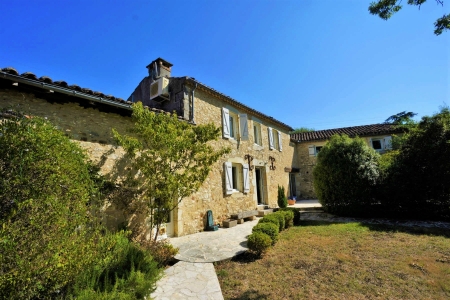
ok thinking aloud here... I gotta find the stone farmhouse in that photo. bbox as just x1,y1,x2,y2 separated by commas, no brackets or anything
0,58,400,237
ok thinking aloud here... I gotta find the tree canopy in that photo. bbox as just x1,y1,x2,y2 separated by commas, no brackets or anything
384,111,417,125
113,102,229,240
369,0,450,35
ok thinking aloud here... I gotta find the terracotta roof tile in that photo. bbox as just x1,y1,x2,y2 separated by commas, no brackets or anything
21,72,38,80
290,124,404,142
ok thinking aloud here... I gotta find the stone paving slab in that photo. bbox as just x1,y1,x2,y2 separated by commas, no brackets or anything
169,218,259,263
150,261,223,300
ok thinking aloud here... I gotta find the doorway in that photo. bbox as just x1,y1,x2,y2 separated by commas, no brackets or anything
289,173,297,198
255,167,265,205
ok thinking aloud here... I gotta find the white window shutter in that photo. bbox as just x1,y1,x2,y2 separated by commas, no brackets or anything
224,162,233,195
278,132,283,151
308,146,315,156
268,127,274,150
222,108,230,139
243,164,250,193
239,114,249,141
384,136,392,150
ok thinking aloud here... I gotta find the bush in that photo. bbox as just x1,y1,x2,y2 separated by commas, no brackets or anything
277,185,287,208
68,232,162,299
140,240,179,268
252,222,279,245
280,210,294,228
258,214,280,231
272,211,286,231
279,207,300,225
0,115,104,299
247,232,272,256
313,134,381,217
383,108,450,220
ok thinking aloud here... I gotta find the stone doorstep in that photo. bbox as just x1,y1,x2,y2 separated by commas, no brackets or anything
222,219,237,228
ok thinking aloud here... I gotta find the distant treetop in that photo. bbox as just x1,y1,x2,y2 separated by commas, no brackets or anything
290,127,315,134
369,0,449,35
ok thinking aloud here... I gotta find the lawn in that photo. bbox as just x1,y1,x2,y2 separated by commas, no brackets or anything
215,221,450,300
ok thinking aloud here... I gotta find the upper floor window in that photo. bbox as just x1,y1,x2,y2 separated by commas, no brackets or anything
253,122,262,146
268,127,282,151
371,136,392,152
308,145,322,156
222,108,249,141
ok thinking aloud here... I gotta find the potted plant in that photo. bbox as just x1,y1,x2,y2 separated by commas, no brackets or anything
288,196,296,206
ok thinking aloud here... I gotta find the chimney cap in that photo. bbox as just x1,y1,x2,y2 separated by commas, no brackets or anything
146,57,173,69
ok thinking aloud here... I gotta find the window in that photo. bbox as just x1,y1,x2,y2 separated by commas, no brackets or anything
222,107,249,140
229,114,236,139
253,122,262,146
224,162,250,194
268,127,283,151
371,136,392,152
308,145,322,156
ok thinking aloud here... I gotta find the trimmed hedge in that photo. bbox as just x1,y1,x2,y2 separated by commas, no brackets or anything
272,212,285,231
279,208,300,225
247,232,272,256
252,222,279,245
280,210,294,228
258,214,280,231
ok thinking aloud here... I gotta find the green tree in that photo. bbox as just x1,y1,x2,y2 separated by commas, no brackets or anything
0,113,103,299
113,103,229,241
290,127,315,134
383,107,450,220
313,134,380,216
384,111,417,125
369,0,450,35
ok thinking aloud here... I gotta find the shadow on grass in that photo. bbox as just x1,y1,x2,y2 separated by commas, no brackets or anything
231,289,270,300
297,220,450,238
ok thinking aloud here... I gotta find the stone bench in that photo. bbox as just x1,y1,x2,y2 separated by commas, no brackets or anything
230,210,258,224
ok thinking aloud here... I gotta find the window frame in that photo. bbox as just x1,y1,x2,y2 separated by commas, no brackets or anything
253,122,262,146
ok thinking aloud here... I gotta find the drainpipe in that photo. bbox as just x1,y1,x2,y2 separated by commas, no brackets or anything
191,82,198,123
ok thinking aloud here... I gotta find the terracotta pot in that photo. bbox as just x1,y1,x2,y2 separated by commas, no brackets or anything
288,199,296,205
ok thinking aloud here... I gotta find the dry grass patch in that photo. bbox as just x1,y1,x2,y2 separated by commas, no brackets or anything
215,221,450,300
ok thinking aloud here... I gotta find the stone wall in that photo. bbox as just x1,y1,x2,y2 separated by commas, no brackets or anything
0,87,137,231
175,87,299,236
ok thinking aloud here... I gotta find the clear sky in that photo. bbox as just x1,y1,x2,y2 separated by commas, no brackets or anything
1,0,448,130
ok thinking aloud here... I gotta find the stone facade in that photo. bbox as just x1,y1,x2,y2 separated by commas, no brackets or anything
174,86,299,236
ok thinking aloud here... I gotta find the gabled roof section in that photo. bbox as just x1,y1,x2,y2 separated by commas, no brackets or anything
290,124,405,142
0,67,186,120
184,77,293,132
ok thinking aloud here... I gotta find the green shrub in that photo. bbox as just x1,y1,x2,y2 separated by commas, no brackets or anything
277,185,287,208
252,222,279,245
247,232,272,256
280,210,294,228
272,212,286,231
313,134,381,217
0,115,104,299
279,207,300,225
383,108,450,220
258,214,280,231
69,232,161,299
140,240,179,268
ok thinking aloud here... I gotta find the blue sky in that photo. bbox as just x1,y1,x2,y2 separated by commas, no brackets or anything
1,0,448,130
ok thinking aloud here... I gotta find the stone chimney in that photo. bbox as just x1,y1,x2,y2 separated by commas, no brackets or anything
146,58,173,80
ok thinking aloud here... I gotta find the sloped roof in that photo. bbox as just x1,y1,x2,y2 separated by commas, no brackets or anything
290,124,404,142
185,77,293,131
0,67,186,120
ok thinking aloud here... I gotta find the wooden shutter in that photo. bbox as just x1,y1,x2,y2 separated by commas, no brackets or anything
278,131,283,151
268,127,274,150
243,164,250,193
308,145,315,156
384,136,392,150
239,114,249,141
224,162,233,195
222,108,230,139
